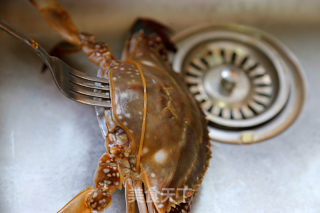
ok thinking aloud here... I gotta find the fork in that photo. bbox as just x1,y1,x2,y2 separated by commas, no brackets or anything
0,19,111,108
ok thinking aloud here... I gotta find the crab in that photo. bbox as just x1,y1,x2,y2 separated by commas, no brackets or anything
27,0,211,212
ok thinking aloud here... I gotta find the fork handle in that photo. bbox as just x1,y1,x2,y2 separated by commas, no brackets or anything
0,18,52,69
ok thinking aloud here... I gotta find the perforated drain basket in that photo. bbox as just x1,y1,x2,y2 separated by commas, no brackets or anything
172,24,305,144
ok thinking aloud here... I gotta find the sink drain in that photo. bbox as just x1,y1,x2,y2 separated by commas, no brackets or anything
172,24,305,144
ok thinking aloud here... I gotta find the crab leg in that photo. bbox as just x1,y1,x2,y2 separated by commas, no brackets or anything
58,152,122,213
29,0,115,69
125,179,135,213
134,181,149,213
146,192,158,213
146,192,153,212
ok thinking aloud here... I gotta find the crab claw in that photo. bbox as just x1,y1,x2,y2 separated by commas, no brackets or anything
29,0,115,69
58,187,94,213
29,0,80,45
58,187,112,213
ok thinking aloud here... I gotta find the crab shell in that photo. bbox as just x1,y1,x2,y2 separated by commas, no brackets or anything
104,32,211,212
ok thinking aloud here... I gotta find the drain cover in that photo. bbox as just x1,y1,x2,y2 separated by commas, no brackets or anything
172,24,305,144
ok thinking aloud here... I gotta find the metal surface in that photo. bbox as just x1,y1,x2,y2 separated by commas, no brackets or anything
0,0,320,213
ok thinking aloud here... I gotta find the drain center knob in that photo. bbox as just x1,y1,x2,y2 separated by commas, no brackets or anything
220,69,237,95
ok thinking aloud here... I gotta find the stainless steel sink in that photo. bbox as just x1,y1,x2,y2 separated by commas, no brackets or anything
0,0,319,212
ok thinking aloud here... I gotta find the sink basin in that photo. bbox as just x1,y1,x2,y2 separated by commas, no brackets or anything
0,0,319,212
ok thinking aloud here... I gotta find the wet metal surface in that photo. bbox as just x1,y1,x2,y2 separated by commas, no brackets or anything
0,0,320,212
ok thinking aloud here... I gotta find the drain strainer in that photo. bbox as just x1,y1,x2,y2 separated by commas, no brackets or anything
172,24,305,144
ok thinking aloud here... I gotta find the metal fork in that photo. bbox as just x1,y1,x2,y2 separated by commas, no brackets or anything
0,19,111,108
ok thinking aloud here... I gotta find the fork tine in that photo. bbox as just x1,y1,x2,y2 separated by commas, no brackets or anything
0,19,113,108
69,91,112,108
70,82,111,99
70,76,110,91
70,69,110,84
